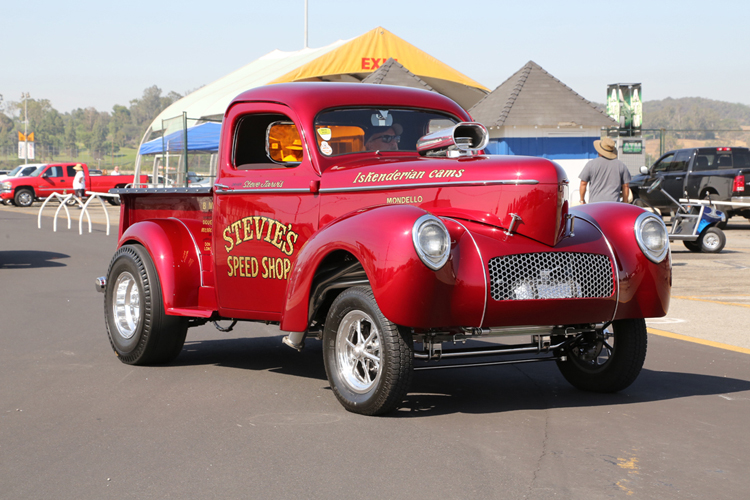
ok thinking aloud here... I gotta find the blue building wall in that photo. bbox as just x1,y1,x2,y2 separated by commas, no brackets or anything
485,137,599,159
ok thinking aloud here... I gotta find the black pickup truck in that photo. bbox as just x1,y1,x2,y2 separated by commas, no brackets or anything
631,147,750,220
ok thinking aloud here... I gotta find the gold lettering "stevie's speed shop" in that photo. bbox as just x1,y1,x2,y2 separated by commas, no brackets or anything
226,255,292,280
223,216,298,255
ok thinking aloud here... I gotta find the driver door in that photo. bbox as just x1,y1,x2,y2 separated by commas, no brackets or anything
37,164,70,197
213,104,320,320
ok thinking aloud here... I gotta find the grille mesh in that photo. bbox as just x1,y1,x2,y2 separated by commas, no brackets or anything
488,252,613,301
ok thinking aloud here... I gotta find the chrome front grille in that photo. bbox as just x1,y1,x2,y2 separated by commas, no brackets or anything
488,252,613,301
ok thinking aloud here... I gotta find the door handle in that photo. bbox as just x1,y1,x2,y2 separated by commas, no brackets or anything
675,177,682,180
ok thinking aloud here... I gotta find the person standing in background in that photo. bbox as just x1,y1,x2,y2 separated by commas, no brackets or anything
579,137,631,204
72,164,86,208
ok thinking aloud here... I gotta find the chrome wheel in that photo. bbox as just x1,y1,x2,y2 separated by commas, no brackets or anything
15,190,33,207
703,232,720,251
335,310,382,394
113,272,141,339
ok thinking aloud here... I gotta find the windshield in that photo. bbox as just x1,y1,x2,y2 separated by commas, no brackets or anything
8,166,23,176
314,108,459,157
30,165,47,177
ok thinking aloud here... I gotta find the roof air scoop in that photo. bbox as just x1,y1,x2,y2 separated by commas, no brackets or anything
417,122,489,158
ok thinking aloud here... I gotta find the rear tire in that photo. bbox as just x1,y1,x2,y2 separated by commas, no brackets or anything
556,319,647,393
322,286,413,415
104,244,188,365
683,240,701,252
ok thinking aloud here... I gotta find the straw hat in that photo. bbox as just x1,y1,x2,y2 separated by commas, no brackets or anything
593,137,617,159
73,164,83,171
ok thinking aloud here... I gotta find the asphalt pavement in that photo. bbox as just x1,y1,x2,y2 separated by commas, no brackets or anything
1,204,749,499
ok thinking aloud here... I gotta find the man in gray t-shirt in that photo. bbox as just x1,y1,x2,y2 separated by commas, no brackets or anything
579,136,631,204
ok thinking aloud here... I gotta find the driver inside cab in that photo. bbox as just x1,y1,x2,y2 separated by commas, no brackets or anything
364,123,403,151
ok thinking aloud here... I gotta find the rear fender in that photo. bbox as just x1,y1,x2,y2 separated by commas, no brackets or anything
573,202,671,319
280,205,483,332
118,219,202,312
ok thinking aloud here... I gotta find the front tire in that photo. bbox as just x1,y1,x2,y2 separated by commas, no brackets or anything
322,286,413,415
14,188,34,207
556,318,647,393
104,244,188,365
698,227,725,253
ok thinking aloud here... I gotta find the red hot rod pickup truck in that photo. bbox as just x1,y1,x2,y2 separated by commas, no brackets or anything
97,83,671,415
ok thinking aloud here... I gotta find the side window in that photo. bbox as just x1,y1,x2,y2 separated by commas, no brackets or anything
716,154,733,169
66,165,76,177
652,154,674,173
670,151,691,172
233,113,302,170
693,154,714,171
46,166,64,177
734,152,750,168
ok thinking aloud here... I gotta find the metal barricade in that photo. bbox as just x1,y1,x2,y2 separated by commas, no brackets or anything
81,191,119,236
38,192,75,232
37,191,119,235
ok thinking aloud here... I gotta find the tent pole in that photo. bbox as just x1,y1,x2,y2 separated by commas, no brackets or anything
183,112,189,186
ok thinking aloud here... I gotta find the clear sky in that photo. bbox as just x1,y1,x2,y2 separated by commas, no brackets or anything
3,0,749,114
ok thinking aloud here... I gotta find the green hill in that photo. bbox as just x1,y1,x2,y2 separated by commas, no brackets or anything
644,97,750,130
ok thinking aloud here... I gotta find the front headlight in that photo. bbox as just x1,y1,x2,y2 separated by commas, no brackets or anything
1,182,11,190
412,214,450,270
634,212,669,263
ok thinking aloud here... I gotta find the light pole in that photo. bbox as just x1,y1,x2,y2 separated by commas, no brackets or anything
21,92,30,164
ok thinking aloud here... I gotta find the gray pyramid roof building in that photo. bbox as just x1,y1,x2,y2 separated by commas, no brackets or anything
361,58,435,92
469,61,616,128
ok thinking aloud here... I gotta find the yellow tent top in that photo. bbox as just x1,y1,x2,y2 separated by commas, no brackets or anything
270,27,488,108
145,27,488,139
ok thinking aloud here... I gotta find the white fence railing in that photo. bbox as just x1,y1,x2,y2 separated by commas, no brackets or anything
38,191,119,235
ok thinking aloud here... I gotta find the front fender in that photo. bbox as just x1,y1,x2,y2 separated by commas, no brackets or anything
572,202,671,319
118,219,202,313
280,205,485,332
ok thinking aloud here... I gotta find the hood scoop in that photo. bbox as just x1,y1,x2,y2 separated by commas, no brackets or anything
417,122,489,158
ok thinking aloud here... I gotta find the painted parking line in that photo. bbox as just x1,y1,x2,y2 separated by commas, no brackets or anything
672,296,750,309
648,327,750,355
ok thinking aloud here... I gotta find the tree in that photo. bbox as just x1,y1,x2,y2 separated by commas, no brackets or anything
64,119,77,157
129,86,181,128
109,104,130,149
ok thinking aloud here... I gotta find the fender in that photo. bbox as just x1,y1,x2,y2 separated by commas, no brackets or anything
118,219,203,314
573,202,671,319
280,205,485,332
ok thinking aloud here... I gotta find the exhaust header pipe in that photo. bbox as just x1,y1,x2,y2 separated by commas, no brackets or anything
417,122,489,158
